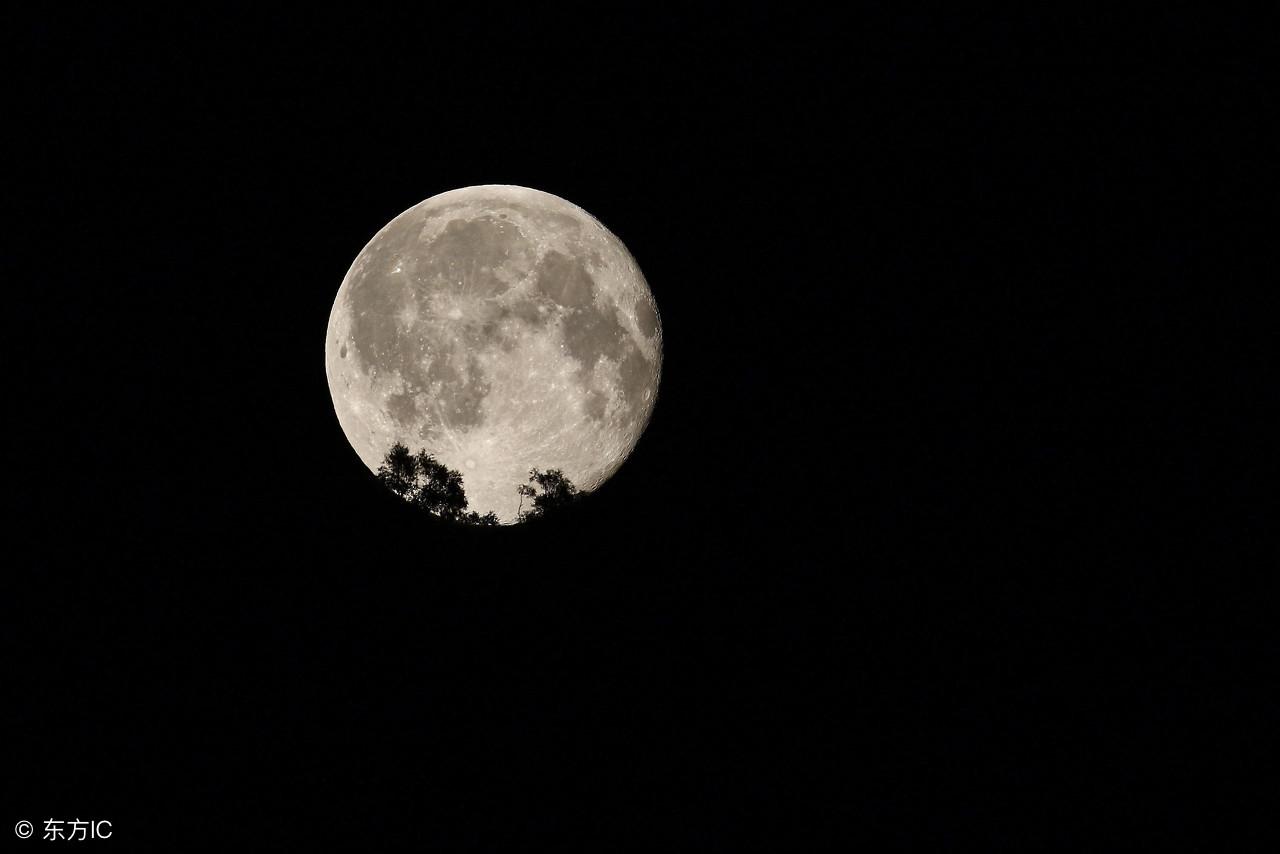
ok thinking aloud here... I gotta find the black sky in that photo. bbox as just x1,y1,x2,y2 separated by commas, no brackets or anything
4,10,1273,848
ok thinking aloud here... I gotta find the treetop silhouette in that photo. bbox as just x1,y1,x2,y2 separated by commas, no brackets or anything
376,442,498,526
376,443,581,525
516,468,582,522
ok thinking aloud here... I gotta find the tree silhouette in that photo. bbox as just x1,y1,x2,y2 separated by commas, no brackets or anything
411,450,468,521
516,468,581,522
377,442,419,500
376,442,498,526
375,443,579,525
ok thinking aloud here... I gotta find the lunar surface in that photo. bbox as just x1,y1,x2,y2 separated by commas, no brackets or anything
325,185,662,523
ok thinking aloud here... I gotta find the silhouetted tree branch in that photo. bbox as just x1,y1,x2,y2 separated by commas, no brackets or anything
516,468,581,522
375,443,580,525
376,442,494,525
377,442,418,500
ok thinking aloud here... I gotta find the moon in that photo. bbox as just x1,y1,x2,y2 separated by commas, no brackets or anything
325,185,662,523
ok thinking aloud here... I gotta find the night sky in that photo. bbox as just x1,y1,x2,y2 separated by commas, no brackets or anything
5,10,1272,848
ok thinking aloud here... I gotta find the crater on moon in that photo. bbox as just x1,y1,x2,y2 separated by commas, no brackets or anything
325,185,662,523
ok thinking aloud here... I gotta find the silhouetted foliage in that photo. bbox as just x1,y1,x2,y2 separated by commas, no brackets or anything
376,443,580,525
377,442,493,525
411,449,468,521
516,468,581,522
377,442,419,500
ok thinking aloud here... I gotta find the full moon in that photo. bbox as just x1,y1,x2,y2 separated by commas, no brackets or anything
325,185,662,523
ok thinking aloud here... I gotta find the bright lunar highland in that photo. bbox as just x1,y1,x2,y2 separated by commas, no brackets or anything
326,185,662,523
